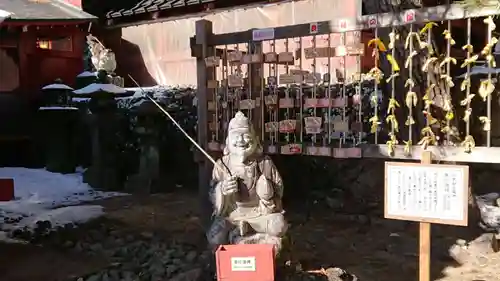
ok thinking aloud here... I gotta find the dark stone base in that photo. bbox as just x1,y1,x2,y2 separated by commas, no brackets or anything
83,166,123,191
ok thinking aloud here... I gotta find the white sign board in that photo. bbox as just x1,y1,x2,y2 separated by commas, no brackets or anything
252,28,275,41
384,162,469,226
231,256,256,271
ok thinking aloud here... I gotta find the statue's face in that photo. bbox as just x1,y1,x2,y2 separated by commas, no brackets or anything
227,128,255,157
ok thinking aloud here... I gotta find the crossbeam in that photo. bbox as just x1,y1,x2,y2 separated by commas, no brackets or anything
202,4,500,46
360,144,500,163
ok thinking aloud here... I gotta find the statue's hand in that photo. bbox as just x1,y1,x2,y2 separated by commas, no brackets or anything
258,199,274,215
221,176,238,195
256,174,274,200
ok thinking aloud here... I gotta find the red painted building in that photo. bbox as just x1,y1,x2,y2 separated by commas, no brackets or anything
0,0,95,96
0,0,95,166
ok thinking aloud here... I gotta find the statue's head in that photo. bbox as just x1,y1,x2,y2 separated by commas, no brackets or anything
224,111,262,158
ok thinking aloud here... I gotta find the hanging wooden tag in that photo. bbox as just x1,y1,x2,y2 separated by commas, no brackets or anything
333,121,349,132
228,74,243,87
264,95,278,106
334,44,365,56
265,122,279,132
333,148,347,158
279,74,302,84
205,56,220,67
281,143,302,155
251,54,262,63
304,47,334,59
332,97,346,107
304,98,320,109
266,145,278,154
290,69,309,75
304,116,323,134
318,146,332,156
207,80,218,89
346,147,362,158
304,73,321,84
278,52,294,63
242,54,252,64
318,98,332,107
279,98,295,108
306,146,331,156
279,119,297,133
264,52,277,62
239,99,256,110
227,51,243,63
208,101,216,111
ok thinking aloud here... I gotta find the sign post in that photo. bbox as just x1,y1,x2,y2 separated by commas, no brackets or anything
384,151,469,281
419,151,431,281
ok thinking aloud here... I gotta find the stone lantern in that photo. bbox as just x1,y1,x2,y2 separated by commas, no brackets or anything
40,79,73,106
124,99,161,194
72,70,133,190
75,71,96,90
38,80,79,173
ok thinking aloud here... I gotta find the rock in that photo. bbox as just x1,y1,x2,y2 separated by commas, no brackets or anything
324,267,358,281
169,268,203,281
121,271,135,281
108,269,120,280
448,244,469,264
186,250,198,263
141,232,154,239
90,243,104,252
165,265,179,277
63,240,74,248
74,242,83,252
86,274,101,281
148,261,166,276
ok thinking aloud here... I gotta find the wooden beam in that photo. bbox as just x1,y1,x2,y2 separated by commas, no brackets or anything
360,144,500,164
205,4,500,46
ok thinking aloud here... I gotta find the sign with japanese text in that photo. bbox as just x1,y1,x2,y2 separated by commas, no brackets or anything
384,162,469,226
252,28,275,41
231,257,256,271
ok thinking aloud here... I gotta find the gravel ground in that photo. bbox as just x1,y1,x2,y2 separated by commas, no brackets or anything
1,191,499,281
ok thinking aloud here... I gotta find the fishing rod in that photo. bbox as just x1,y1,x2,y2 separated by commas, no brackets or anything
127,74,232,175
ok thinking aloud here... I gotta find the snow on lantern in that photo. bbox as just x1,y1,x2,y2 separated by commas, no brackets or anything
75,70,97,90
40,78,74,107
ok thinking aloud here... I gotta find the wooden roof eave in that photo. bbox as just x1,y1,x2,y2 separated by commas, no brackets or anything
1,18,95,26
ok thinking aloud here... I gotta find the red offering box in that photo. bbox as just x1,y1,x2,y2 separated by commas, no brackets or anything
215,244,275,281
0,178,14,201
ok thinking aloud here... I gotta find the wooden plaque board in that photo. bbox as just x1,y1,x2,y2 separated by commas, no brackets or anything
384,162,469,226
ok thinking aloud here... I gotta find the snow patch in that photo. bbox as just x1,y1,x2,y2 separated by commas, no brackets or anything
18,205,104,229
42,84,74,90
38,106,79,111
0,168,127,232
76,71,96,78
73,83,127,94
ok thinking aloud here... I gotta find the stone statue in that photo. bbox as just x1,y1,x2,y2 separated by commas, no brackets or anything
207,111,287,254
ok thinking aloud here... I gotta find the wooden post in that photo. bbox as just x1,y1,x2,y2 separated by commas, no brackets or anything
195,19,215,229
419,150,432,281
248,41,263,141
